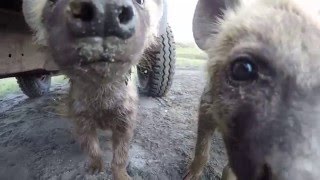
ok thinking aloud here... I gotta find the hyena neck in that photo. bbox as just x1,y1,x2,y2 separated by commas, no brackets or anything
63,61,133,84
68,75,129,101
68,69,130,88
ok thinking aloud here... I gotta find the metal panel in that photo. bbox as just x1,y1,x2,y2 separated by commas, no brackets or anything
0,9,59,78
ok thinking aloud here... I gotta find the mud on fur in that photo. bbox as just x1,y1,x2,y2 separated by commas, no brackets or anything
185,0,320,180
22,0,164,179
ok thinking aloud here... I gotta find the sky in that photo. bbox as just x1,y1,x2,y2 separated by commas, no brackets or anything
166,0,197,43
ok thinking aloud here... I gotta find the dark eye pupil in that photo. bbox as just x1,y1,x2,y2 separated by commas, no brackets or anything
231,56,258,81
136,0,144,5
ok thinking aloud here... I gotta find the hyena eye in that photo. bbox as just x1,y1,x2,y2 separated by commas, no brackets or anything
230,54,258,82
135,0,145,5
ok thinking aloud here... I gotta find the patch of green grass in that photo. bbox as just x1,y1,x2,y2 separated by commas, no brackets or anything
0,75,68,97
52,75,68,84
176,57,206,69
0,78,20,97
175,43,207,69
176,43,207,60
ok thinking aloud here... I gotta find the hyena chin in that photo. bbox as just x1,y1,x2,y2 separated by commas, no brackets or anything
185,0,320,180
23,0,163,179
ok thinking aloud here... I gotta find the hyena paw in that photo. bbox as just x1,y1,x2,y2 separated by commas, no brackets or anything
183,170,201,180
86,159,104,174
113,168,132,180
115,173,132,180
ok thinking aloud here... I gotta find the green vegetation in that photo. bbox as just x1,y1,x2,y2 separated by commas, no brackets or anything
52,75,68,85
176,57,205,69
0,78,19,97
175,42,206,69
0,75,68,97
176,42,207,60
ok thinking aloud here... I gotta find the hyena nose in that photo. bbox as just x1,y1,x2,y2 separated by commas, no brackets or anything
67,0,104,37
104,3,136,39
67,0,135,39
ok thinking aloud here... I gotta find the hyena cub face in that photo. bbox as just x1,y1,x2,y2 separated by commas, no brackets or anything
186,0,320,180
24,0,163,76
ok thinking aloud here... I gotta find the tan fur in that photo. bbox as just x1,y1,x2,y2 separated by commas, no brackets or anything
22,0,48,45
62,66,139,179
185,0,320,179
206,0,320,95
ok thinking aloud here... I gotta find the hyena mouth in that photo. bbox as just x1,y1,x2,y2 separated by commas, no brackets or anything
76,37,122,66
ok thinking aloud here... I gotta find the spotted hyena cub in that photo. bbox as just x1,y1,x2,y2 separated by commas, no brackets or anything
185,0,320,180
22,0,163,179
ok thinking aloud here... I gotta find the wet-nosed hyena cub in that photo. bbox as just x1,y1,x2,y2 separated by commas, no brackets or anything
185,0,320,180
23,0,163,179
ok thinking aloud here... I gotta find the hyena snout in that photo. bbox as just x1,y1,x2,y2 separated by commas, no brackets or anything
67,0,135,39
226,99,320,180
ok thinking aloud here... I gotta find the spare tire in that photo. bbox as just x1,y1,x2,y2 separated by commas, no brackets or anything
137,24,176,97
16,74,51,98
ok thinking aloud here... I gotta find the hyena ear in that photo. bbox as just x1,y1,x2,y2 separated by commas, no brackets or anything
22,0,48,45
192,0,239,50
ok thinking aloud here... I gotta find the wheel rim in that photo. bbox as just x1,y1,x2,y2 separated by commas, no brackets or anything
39,75,47,81
34,74,51,91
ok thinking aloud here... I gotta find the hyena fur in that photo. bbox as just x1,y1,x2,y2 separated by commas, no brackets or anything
185,0,320,180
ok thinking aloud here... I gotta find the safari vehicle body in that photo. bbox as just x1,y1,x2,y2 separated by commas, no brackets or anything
0,0,176,98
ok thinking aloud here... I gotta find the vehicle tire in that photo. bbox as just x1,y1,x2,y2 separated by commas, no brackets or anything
137,24,176,97
16,74,51,98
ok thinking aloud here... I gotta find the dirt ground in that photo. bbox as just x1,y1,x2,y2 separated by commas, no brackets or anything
0,67,228,180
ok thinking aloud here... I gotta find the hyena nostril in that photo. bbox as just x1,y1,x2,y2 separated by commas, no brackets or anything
103,4,135,39
69,1,95,22
118,6,134,24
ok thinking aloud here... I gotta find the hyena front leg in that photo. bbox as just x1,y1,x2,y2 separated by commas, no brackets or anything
222,165,237,180
74,118,104,174
184,87,217,180
184,114,216,180
111,108,136,180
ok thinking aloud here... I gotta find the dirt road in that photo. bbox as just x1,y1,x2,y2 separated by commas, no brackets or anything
0,68,227,180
